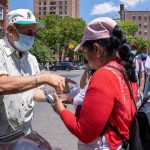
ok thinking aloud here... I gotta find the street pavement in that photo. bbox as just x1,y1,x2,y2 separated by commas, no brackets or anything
32,70,84,150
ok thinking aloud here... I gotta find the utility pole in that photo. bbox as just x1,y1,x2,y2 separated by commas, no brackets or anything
56,43,60,64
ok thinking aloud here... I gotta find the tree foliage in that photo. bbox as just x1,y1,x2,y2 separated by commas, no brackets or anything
30,39,53,63
118,20,150,53
129,37,150,53
30,15,86,63
118,20,139,37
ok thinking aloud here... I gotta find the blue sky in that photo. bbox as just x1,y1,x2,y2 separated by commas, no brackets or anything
10,0,150,23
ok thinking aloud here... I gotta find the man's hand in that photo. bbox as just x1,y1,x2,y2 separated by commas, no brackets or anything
43,73,76,93
47,73,65,92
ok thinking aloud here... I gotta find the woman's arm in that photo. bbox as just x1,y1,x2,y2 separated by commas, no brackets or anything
55,70,117,143
140,72,145,92
80,65,91,89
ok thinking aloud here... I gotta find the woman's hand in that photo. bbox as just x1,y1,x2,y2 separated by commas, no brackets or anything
58,94,73,104
51,93,66,114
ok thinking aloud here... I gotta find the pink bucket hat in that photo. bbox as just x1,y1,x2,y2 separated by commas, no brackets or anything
74,17,117,51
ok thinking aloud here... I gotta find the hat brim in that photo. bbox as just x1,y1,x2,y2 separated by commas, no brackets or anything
15,21,44,28
74,42,84,52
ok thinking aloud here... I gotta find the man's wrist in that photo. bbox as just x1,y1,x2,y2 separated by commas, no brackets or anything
34,75,39,87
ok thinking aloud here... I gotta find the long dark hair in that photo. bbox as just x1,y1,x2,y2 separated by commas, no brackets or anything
82,25,137,83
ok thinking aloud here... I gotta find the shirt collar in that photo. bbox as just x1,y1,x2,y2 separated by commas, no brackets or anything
3,36,16,56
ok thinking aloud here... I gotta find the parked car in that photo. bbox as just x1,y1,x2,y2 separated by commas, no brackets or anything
49,61,74,71
73,63,86,70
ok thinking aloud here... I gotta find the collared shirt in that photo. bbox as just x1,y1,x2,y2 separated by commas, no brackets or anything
0,36,40,137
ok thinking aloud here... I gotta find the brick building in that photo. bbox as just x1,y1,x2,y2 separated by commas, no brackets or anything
34,0,79,20
119,4,150,39
0,0,9,38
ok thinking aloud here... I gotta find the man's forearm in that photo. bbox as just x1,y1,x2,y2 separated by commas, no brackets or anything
0,75,47,95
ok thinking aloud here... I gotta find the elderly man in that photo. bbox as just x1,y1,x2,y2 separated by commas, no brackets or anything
0,9,69,139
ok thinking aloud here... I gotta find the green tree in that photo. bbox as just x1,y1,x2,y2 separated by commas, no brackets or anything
118,21,139,37
30,39,53,64
34,14,86,62
129,37,150,53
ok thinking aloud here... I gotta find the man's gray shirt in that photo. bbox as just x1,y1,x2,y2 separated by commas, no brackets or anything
0,37,40,137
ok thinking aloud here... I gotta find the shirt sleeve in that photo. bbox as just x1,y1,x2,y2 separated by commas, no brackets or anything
145,56,150,70
0,51,8,76
60,69,120,143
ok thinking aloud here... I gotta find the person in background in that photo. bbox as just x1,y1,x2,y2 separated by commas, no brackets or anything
0,9,73,139
80,64,96,89
137,45,150,97
130,44,145,92
52,17,138,150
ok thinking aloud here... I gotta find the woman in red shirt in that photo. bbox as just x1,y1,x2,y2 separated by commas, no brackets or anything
53,17,138,150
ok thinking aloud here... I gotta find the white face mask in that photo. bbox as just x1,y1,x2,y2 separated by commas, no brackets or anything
131,50,137,55
14,34,35,52
142,53,148,58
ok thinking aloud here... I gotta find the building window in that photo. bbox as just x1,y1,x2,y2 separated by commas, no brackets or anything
50,6,56,10
43,7,47,10
144,30,147,34
139,24,141,27
0,6,3,20
65,6,67,10
39,12,41,15
59,11,62,15
39,17,41,20
65,1,67,5
39,7,41,10
50,11,56,14
59,1,62,5
39,2,41,5
144,23,147,28
50,1,56,5
133,16,136,20
138,16,141,20
139,31,142,34
43,12,46,15
144,16,147,21
65,11,67,14
59,6,62,10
